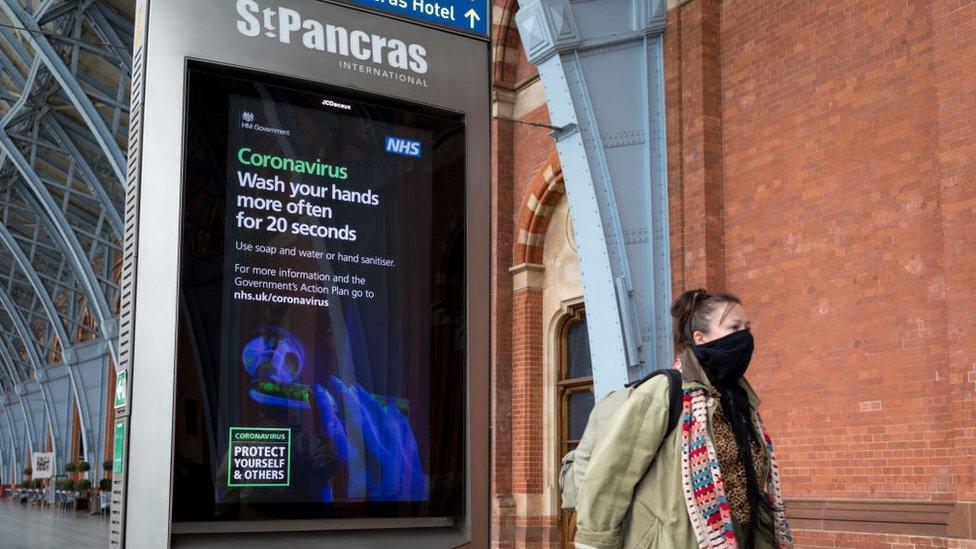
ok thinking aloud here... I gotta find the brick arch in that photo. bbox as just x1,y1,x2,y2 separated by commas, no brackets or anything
514,153,565,265
492,0,520,87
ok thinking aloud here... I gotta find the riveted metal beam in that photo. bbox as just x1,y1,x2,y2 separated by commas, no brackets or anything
46,118,123,237
85,3,132,75
0,0,126,184
0,222,69,346
0,0,128,487
0,287,63,453
0,342,36,450
0,220,97,466
517,0,672,397
0,140,117,356
0,403,22,478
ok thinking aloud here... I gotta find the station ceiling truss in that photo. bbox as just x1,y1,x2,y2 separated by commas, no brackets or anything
0,0,131,470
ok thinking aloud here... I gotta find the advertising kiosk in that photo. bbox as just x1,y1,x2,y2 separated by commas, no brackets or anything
115,1,489,547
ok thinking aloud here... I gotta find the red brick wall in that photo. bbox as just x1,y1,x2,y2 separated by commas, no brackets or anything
496,0,976,547
667,0,727,292
491,0,562,546
512,106,556,215
930,0,976,507
511,286,543,496
794,531,948,549
667,0,976,543
717,0,952,501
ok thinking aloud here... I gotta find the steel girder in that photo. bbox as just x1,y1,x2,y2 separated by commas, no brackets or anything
0,0,131,475
0,0,126,183
0,220,70,348
0,351,31,462
516,0,672,397
0,337,38,448
0,219,97,465
0,0,126,354
1,136,117,348
0,285,63,457
0,185,99,353
0,401,22,478
0,23,122,339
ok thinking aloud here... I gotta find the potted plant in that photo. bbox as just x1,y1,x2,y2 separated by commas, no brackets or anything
75,478,92,511
65,462,77,473
102,460,112,472
22,466,32,477
99,478,112,491
77,461,91,473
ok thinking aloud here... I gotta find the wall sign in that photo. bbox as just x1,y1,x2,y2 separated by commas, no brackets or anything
227,427,291,487
171,62,466,523
32,452,54,479
114,370,127,410
336,0,489,37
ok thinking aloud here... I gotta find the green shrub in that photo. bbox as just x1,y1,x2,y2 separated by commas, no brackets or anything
65,462,77,472
22,467,32,476
74,479,92,492
102,460,112,472
99,478,112,491
77,461,91,472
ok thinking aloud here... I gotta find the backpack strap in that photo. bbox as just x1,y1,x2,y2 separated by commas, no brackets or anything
661,369,683,438
625,368,683,439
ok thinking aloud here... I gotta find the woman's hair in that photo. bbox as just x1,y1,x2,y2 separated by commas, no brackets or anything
670,288,742,353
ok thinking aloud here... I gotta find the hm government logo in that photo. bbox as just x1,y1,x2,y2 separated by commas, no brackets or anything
240,109,290,137
235,0,431,88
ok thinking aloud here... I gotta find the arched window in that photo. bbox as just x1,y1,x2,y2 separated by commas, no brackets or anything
557,307,593,547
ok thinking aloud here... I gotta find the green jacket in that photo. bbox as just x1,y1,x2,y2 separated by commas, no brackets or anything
574,347,773,549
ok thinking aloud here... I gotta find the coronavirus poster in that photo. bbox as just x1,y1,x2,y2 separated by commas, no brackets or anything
173,63,465,523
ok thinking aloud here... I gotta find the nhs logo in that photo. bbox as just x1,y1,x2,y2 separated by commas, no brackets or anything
385,136,422,158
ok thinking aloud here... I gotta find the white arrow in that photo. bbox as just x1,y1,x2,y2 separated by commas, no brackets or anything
464,8,480,29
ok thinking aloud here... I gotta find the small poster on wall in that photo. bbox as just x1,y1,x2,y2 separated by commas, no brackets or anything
32,452,54,479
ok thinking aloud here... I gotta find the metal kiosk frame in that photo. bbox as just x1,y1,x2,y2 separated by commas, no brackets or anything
116,1,489,547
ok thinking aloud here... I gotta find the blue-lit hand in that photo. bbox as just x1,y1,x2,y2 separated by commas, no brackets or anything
312,377,427,502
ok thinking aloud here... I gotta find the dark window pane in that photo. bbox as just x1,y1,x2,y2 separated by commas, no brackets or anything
567,391,595,440
566,315,592,378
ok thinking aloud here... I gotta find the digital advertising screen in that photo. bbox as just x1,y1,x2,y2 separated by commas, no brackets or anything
172,62,466,523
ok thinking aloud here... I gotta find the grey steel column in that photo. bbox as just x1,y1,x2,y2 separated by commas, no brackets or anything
516,0,672,397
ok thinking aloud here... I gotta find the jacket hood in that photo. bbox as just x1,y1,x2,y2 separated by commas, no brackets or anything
678,345,762,409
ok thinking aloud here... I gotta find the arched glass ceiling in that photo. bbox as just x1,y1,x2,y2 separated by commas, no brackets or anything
0,0,131,389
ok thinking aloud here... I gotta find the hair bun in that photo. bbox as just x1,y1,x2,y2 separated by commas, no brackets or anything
670,288,740,354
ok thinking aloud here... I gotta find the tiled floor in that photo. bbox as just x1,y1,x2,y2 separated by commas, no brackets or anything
0,497,108,548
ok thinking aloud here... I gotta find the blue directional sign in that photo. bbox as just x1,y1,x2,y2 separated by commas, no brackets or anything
341,0,489,38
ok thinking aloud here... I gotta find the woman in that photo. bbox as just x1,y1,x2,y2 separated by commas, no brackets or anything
574,289,793,549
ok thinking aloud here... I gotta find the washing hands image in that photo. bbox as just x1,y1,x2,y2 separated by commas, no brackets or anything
240,328,428,502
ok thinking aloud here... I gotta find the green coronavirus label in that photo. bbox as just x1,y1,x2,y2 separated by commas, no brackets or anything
227,427,291,487
112,422,125,474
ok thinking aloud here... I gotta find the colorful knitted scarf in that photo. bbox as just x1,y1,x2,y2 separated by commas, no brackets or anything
673,355,794,549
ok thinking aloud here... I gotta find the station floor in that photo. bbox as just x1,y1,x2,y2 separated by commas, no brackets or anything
0,497,109,548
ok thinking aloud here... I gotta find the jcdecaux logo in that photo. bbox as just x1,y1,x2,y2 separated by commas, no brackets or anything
235,0,429,74
385,136,422,158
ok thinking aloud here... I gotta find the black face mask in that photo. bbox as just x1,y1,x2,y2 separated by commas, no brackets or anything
693,327,777,547
691,328,754,387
